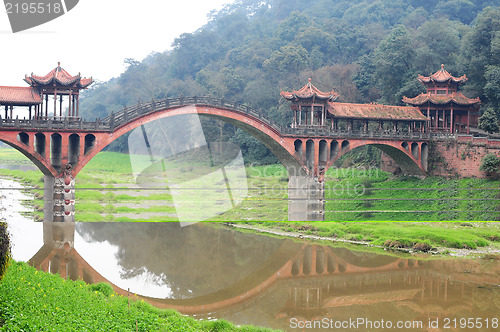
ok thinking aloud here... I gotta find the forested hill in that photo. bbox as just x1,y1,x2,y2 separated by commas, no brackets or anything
80,0,500,161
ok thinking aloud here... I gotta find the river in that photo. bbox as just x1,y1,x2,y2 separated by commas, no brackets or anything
2,177,500,331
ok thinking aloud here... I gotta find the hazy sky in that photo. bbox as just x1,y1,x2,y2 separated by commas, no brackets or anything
0,0,233,86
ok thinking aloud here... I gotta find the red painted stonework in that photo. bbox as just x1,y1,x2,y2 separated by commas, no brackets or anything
0,103,428,181
431,136,500,178
382,135,500,178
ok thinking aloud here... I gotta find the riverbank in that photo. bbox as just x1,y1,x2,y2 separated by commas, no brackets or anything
0,260,276,332
227,222,500,259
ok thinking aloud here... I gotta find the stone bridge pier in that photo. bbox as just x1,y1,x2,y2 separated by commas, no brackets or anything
43,166,75,223
288,176,324,221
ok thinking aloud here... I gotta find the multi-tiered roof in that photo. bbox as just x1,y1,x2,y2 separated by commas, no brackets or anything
403,65,480,107
280,78,339,102
24,62,93,89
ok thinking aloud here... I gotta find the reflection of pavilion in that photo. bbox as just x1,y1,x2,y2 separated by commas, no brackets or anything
29,222,498,323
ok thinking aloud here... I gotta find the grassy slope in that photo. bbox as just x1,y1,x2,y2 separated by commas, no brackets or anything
0,261,275,332
324,168,500,221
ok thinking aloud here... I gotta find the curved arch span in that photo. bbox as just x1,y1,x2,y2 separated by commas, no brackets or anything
73,104,307,177
0,136,53,175
325,140,426,175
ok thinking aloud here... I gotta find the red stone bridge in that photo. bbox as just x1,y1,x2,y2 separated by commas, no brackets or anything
0,96,433,221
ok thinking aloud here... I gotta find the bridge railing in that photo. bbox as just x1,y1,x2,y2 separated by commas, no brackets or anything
281,127,432,140
0,117,110,131
102,96,284,133
0,96,462,142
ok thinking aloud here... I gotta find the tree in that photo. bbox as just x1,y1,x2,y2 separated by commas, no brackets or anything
480,154,500,177
434,0,476,24
461,7,500,96
372,25,415,104
275,11,312,44
478,107,500,133
414,19,464,74
484,65,500,112
263,44,309,77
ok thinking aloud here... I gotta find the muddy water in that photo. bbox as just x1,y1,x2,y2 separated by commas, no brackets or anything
5,213,500,331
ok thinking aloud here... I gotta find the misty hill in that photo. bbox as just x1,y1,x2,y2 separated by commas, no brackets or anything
79,0,500,163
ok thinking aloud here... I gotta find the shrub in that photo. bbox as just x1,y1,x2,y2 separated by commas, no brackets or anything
0,222,10,281
478,107,500,134
480,154,500,176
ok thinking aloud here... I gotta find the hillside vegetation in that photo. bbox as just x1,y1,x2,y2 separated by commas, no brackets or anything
80,0,500,164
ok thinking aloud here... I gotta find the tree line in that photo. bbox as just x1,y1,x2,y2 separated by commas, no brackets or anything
80,0,500,164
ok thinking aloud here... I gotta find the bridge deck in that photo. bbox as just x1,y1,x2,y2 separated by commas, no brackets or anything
0,96,435,140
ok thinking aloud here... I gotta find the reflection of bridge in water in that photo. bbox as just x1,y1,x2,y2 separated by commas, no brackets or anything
28,222,500,324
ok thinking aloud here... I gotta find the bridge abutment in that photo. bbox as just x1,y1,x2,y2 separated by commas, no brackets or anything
288,176,324,221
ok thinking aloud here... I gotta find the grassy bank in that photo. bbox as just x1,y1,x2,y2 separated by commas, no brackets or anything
0,148,499,222
0,261,275,332
250,221,500,253
324,168,500,221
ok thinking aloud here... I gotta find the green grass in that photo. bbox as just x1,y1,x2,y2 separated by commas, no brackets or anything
257,221,500,250
324,169,500,221
0,261,277,332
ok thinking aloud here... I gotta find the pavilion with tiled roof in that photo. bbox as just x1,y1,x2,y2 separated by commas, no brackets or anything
281,78,339,129
403,65,480,134
282,79,428,133
24,62,93,118
0,63,93,120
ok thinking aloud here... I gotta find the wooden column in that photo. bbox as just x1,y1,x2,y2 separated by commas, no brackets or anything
76,94,80,117
311,105,314,126
10,105,13,119
54,89,57,117
59,94,63,117
450,104,454,134
45,94,48,118
69,91,72,117
467,110,470,134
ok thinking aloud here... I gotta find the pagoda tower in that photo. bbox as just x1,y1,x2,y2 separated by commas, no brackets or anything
403,65,480,134
24,62,93,119
281,78,339,129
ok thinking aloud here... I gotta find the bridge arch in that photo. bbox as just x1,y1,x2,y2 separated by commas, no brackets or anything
0,133,53,175
325,140,427,175
73,104,307,177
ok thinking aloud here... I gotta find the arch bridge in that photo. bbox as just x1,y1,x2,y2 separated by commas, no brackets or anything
0,96,430,221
